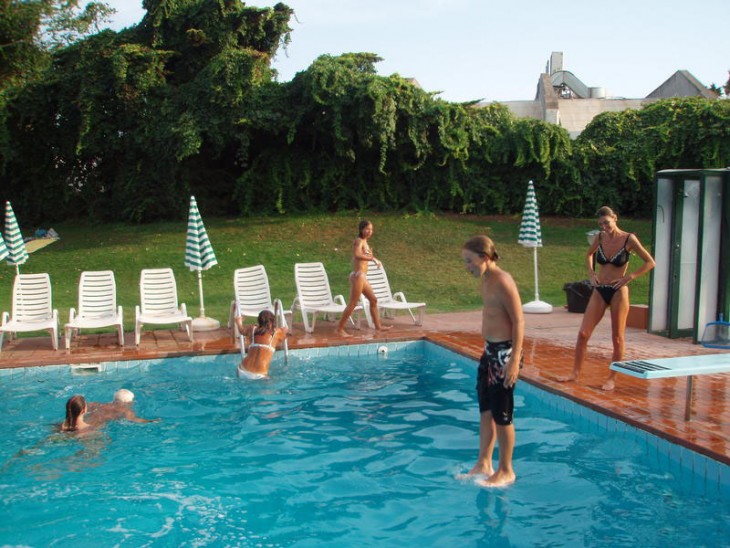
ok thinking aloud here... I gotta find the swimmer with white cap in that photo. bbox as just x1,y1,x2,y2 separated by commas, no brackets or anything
113,388,135,403
86,388,159,425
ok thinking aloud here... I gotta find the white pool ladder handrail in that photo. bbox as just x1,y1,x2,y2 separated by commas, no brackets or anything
235,299,246,359
274,298,289,362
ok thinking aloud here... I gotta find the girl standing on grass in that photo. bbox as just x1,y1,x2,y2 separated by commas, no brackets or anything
336,220,392,337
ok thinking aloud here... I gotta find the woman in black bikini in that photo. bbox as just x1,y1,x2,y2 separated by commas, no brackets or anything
559,206,655,390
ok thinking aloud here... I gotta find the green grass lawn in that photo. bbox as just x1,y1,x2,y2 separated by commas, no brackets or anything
0,212,653,332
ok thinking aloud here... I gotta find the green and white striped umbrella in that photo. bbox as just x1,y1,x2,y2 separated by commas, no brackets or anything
517,182,553,313
185,196,220,329
517,181,543,248
5,201,28,271
185,196,218,272
0,231,8,262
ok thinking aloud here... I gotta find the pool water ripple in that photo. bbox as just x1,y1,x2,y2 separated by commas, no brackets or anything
0,345,728,546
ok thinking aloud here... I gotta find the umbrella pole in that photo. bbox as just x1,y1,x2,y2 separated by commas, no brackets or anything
522,245,553,314
532,246,540,302
191,270,221,331
197,270,206,318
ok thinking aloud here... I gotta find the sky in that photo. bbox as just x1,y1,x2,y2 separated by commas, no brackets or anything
102,0,729,103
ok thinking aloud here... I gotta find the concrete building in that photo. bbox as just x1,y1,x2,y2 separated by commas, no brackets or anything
490,52,718,138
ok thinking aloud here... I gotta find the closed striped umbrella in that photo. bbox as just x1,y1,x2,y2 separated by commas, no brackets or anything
0,232,8,263
517,181,543,248
518,182,552,313
184,196,220,330
185,196,218,272
5,202,28,274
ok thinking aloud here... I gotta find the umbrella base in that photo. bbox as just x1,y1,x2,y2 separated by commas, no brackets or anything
522,300,553,314
192,316,221,331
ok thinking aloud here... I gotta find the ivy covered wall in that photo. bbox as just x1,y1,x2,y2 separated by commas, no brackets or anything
1,1,728,223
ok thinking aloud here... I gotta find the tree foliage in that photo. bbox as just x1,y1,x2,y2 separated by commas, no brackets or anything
574,97,730,216
1,0,114,90
1,1,728,224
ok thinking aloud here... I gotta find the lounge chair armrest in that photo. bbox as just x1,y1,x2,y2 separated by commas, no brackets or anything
117,305,123,318
135,305,141,318
68,307,77,322
333,295,346,306
291,297,301,311
180,303,188,317
392,292,407,303
1,311,8,326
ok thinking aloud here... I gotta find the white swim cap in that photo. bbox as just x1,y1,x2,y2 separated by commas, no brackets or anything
114,389,135,403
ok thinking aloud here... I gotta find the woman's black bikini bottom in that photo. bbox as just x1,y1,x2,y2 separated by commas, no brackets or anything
594,284,617,305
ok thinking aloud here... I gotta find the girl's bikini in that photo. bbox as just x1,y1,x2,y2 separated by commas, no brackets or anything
237,331,276,379
247,333,276,353
349,243,371,280
594,233,631,305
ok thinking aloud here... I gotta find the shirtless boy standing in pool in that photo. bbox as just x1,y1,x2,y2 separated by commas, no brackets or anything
462,235,524,487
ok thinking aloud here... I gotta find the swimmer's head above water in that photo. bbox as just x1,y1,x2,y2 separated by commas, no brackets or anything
63,394,87,432
114,389,135,403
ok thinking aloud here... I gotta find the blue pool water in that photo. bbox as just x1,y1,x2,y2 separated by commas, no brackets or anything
0,341,728,547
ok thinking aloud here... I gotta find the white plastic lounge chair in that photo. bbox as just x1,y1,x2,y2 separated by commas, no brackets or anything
0,273,59,351
360,261,426,328
65,270,124,349
135,268,193,346
610,354,730,420
292,262,361,333
227,265,292,342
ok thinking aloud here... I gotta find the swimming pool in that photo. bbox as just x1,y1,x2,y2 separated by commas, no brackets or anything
0,341,728,546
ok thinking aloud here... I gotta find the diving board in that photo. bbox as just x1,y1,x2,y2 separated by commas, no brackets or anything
610,353,730,420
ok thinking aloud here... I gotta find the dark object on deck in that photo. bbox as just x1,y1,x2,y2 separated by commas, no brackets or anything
563,280,592,313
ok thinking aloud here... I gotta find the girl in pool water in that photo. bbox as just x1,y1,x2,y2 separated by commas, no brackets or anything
235,309,288,379
60,395,90,432
336,220,392,337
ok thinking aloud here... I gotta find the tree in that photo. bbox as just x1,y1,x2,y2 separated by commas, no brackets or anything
575,97,730,217
0,0,114,91
1,0,293,222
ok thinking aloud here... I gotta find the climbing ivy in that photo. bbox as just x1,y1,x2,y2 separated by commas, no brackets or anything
1,2,728,223
574,97,730,216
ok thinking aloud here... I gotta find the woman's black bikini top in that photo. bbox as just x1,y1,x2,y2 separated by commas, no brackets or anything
595,233,632,267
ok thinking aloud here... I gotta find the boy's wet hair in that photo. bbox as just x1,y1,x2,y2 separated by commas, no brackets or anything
463,235,499,261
